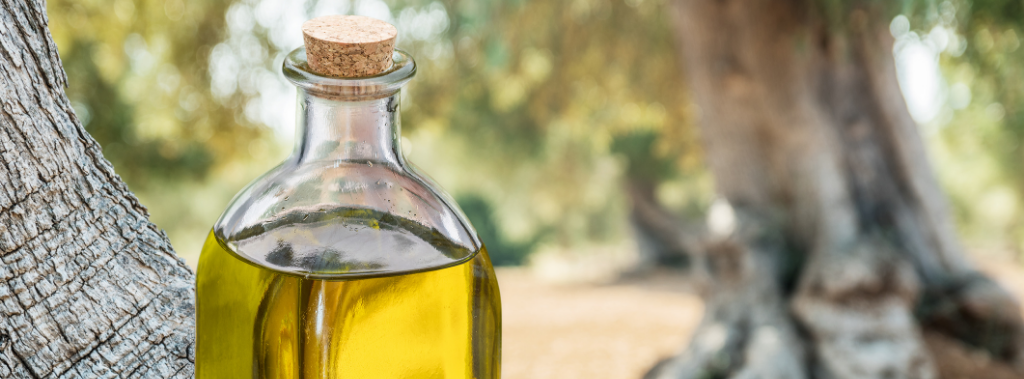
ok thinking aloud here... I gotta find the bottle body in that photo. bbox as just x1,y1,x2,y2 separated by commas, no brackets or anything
195,48,501,378
196,229,501,379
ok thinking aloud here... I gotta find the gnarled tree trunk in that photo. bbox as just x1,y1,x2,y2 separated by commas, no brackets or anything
0,0,195,377
647,0,1024,377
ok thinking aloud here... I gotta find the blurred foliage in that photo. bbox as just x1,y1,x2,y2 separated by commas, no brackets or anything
45,0,1024,265
456,194,537,265
893,0,1024,253
48,0,286,263
395,0,704,263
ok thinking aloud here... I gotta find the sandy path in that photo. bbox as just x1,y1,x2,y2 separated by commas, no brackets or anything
498,269,703,379
497,256,1024,379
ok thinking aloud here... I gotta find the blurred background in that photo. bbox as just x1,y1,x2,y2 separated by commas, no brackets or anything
45,0,1024,377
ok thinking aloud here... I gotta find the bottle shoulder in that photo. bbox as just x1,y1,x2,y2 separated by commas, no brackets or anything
212,159,480,279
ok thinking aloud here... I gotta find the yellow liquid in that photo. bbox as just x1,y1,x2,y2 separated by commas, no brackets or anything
196,232,501,378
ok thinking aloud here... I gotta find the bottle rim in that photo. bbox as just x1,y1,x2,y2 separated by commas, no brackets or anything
282,47,416,100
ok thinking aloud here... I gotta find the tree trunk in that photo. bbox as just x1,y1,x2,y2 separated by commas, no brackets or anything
0,1,195,377
648,0,1024,377
627,180,696,269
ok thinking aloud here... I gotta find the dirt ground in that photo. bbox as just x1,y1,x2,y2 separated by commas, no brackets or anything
498,268,702,379
498,255,1024,379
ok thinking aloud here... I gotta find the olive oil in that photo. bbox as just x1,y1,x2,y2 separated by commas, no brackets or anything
196,222,501,378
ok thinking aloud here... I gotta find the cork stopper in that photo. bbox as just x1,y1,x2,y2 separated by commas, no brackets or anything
302,15,397,78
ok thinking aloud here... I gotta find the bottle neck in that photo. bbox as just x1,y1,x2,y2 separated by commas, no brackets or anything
293,90,404,166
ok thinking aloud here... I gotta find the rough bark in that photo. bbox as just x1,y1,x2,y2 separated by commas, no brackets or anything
647,0,1024,377
0,0,195,378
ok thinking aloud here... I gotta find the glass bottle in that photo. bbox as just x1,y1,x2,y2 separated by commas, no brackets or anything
195,43,501,378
